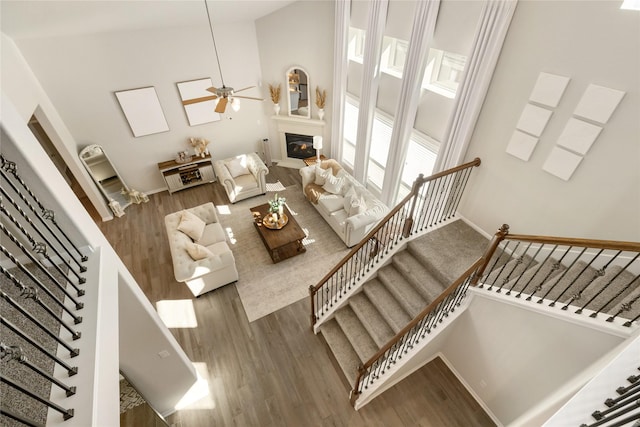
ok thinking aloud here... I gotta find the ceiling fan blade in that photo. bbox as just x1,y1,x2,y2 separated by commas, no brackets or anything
182,95,218,105
215,97,229,113
233,86,256,93
206,86,220,94
233,95,264,101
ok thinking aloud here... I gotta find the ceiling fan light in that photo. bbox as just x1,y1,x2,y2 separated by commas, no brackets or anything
231,98,241,112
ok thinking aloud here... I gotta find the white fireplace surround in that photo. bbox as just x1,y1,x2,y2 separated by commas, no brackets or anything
272,115,325,168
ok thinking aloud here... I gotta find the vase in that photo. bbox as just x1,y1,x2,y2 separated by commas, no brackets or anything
318,108,325,120
278,205,283,216
273,103,281,115
271,213,278,222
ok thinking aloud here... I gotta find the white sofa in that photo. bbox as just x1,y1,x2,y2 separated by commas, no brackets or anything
165,202,238,297
212,153,268,203
300,159,389,247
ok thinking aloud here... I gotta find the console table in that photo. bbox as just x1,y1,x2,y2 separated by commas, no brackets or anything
158,154,215,194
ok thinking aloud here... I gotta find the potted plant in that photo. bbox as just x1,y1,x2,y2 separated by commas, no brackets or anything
269,83,281,115
315,86,327,120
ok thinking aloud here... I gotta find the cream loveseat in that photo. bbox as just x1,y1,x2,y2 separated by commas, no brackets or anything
212,153,268,203
300,159,389,247
165,202,238,297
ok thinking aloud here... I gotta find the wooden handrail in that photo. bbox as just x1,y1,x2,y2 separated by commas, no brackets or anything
359,258,483,373
503,234,640,252
310,157,482,295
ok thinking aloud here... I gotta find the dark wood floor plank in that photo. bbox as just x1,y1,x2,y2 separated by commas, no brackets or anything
98,165,495,427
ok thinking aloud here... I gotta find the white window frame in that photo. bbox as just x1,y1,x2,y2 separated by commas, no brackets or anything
342,95,360,169
348,27,366,64
422,48,467,99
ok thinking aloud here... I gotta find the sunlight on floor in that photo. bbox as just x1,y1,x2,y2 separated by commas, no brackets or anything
266,181,286,192
225,226,237,245
174,362,214,410
155,299,198,328
302,227,315,246
216,204,231,215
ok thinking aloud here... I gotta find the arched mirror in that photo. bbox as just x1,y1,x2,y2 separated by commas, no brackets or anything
287,67,310,118
79,144,131,217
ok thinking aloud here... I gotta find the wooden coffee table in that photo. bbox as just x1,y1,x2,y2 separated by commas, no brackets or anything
250,203,307,263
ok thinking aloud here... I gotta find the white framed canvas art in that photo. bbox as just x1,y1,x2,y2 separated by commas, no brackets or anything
177,78,222,126
115,86,169,137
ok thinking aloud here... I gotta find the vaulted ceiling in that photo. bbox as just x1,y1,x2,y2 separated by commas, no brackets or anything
0,0,296,40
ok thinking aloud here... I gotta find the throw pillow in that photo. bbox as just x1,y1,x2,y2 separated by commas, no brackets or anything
343,185,357,211
349,195,367,217
314,166,330,186
322,174,345,194
225,156,250,178
186,242,215,261
177,210,206,241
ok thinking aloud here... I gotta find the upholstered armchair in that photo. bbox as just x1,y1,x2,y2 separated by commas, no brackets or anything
213,153,269,203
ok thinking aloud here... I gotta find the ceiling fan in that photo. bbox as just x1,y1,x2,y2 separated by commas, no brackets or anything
183,0,263,114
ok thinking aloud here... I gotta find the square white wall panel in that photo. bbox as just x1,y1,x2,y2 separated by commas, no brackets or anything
542,146,583,181
556,118,602,155
506,130,539,161
529,72,571,108
516,104,553,137
574,84,625,124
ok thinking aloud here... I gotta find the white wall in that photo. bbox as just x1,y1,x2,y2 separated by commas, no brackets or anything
1,34,198,418
460,1,640,241
442,294,625,425
255,1,335,158
11,21,268,194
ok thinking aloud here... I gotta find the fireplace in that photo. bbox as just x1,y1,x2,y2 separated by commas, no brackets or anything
285,133,315,159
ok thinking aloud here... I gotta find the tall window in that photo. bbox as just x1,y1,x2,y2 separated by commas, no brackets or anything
422,48,467,99
396,130,439,202
348,27,366,63
367,111,393,192
342,96,359,168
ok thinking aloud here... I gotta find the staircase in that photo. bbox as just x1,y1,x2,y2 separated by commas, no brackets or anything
319,219,489,386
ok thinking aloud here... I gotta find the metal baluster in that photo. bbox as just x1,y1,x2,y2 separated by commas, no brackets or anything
606,275,640,323
579,253,640,316
1,343,76,396
507,243,543,295
526,245,563,300
484,241,513,290
497,243,531,293
1,157,87,267
0,291,78,357
0,376,74,420
0,406,45,427
593,389,640,420
1,204,84,296
0,267,81,340
1,317,77,376
561,249,610,311
0,187,86,283
0,230,84,314
539,246,584,306
435,173,455,224
488,242,520,291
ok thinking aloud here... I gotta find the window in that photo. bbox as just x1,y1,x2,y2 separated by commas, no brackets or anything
348,27,366,63
396,130,439,203
367,111,393,191
380,36,409,78
342,96,359,168
422,48,467,99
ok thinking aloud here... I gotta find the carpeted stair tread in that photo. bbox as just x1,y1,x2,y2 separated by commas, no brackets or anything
349,292,395,348
377,265,426,318
501,257,567,298
537,261,605,304
609,278,640,322
334,306,379,363
363,279,412,333
392,250,447,303
319,319,360,385
408,219,488,285
482,255,537,291
573,267,637,314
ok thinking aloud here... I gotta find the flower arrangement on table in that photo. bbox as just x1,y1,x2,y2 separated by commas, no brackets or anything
268,193,286,216
189,137,210,158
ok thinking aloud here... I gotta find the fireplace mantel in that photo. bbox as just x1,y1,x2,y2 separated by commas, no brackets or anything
272,115,325,168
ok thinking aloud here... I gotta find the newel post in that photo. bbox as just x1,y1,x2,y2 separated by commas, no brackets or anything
309,285,317,330
402,174,425,238
471,224,509,286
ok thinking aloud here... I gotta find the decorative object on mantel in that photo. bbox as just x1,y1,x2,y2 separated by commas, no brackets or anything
315,86,327,120
189,137,210,157
179,0,264,114
313,135,323,163
269,83,281,115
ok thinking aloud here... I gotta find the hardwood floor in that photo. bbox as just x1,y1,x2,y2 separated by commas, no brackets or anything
98,165,495,427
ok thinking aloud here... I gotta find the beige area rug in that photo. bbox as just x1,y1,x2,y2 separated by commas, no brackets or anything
216,184,351,322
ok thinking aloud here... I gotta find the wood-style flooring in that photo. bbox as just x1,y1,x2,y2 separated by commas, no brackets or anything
98,165,495,427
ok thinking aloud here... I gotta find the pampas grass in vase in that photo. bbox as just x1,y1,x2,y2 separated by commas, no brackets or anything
269,83,281,115
315,86,327,120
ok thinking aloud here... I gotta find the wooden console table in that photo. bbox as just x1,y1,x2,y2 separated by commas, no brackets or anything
158,154,215,194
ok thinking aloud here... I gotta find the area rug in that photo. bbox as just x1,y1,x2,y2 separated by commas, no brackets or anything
216,184,350,322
